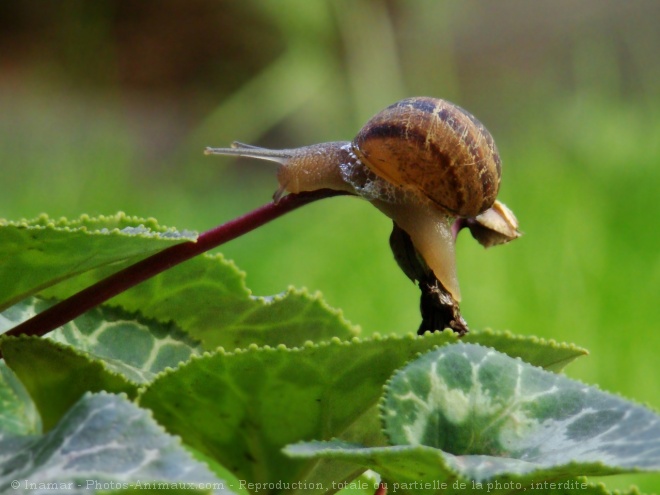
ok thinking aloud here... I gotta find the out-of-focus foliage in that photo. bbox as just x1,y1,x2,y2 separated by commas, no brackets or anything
0,2,658,491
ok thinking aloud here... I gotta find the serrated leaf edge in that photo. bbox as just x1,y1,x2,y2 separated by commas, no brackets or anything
1,211,197,239
250,285,361,335
138,329,586,387
1,335,141,389
283,439,649,482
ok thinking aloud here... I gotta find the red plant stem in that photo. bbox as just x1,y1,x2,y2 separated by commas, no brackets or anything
374,481,387,495
4,189,348,341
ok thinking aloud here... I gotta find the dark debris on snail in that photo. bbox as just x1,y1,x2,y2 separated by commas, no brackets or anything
205,97,520,335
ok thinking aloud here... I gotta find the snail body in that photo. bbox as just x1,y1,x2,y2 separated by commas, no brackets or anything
206,97,513,302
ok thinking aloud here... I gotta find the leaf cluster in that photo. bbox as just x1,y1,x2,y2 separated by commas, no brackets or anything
0,214,657,495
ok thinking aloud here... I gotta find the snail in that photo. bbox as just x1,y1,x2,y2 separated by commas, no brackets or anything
205,97,519,303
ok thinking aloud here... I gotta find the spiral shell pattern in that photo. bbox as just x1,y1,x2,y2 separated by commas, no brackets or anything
352,97,501,217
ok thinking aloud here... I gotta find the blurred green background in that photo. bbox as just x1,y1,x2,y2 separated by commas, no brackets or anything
1,1,658,490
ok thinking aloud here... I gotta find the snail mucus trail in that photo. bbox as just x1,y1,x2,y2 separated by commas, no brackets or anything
205,97,520,335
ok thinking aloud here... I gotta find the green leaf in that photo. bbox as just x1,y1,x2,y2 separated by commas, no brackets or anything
285,442,456,493
285,441,642,495
2,297,202,384
461,330,587,372
0,392,230,495
138,331,584,494
0,213,195,311
286,344,660,493
383,343,660,472
40,252,359,351
1,337,137,431
0,361,41,438
0,296,207,431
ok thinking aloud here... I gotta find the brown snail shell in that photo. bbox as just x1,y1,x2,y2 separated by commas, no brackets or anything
352,97,501,217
